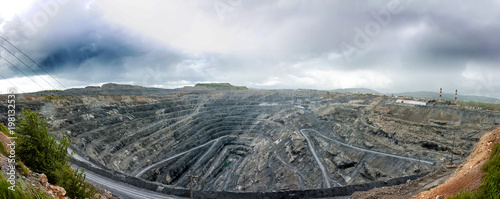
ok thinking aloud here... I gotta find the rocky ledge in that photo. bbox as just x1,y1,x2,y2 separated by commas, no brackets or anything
1,85,498,193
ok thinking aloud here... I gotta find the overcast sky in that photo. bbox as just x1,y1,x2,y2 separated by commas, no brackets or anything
0,0,499,98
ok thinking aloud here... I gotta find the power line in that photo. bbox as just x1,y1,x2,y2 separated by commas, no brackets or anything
486,93,500,106
0,55,46,90
0,73,24,93
0,35,66,89
0,43,59,90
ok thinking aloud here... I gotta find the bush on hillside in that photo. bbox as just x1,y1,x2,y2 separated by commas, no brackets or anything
16,108,95,198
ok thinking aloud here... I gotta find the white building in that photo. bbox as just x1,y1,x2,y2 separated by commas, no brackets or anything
396,99,427,106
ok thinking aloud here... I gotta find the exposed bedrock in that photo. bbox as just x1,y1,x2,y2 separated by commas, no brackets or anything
2,88,499,192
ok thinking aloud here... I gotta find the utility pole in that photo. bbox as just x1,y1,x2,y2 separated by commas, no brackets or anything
186,170,198,199
418,154,421,174
449,131,456,166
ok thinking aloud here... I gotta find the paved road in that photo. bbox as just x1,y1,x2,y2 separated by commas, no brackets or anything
298,128,434,189
70,128,433,199
299,129,333,188
134,139,219,177
272,150,308,189
263,136,308,189
71,165,183,199
70,149,184,199
68,148,100,168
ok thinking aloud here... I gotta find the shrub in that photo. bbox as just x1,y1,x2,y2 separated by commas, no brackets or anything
55,162,96,198
16,108,95,198
16,108,70,182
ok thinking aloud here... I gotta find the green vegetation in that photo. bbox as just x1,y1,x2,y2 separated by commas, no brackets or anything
0,123,29,176
427,184,438,191
0,174,50,199
43,95,67,101
16,108,96,198
457,101,500,111
0,122,12,136
451,142,500,198
195,83,248,90
0,141,8,157
0,123,11,157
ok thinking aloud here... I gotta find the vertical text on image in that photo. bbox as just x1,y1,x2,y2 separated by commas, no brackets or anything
6,87,17,191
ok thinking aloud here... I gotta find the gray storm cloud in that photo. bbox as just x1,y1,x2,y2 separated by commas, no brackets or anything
0,0,498,98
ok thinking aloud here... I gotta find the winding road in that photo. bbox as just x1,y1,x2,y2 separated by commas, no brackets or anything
300,129,434,165
298,128,434,189
70,150,183,199
299,130,333,188
72,164,182,199
263,135,308,189
72,128,434,198
134,138,219,177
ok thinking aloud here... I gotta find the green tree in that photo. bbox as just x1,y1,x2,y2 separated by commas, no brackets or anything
16,108,70,182
16,108,95,198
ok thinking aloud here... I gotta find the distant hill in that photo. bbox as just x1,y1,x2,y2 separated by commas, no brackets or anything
332,88,380,94
194,83,248,90
29,83,498,105
395,91,499,104
328,88,498,104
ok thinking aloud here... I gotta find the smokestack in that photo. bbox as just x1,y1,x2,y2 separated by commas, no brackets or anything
439,88,442,102
455,89,457,104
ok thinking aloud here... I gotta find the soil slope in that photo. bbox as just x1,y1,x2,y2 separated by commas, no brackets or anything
351,127,500,198
415,126,500,198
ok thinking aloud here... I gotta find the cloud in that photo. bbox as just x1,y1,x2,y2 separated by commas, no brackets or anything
0,0,499,98
0,0,187,90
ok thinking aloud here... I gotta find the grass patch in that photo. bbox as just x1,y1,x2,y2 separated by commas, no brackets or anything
17,161,30,176
0,123,12,156
43,95,67,101
0,123,14,136
427,184,438,191
0,123,29,176
195,83,248,90
0,141,8,157
457,101,500,111
0,174,50,199
451,142,500,198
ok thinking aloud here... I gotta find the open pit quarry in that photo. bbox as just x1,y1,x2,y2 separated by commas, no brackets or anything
1,83,499,198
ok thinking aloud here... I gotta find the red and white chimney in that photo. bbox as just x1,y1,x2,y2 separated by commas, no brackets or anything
439,88,442,102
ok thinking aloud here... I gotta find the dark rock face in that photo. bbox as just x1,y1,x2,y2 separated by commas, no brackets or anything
420,141,449,151
2,87,499,192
